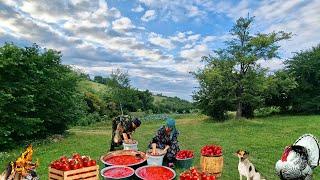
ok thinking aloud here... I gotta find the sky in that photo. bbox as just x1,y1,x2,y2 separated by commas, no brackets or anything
0,0,319,101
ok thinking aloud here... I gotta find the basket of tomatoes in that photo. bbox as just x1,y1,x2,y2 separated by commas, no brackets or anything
180,167,216,180
49,153,98,180
176,150,194,169
200,145,223,177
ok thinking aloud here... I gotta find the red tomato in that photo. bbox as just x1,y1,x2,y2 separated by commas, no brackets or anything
50,160,59,169
59,156,68,163
185,174,191,180
78,162,83,169
82,156,90,162
89,160,96,166
192,176,200,180
69,159,75,164
180,174,186,180
73,153,81,160
61,163,70,171
83,159,90,167
201,145,223,156
70,163,78,170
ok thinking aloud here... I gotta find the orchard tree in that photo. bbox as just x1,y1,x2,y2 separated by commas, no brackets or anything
193,16,291,119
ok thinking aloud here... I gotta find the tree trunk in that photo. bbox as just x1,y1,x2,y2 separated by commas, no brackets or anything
236,102,242,119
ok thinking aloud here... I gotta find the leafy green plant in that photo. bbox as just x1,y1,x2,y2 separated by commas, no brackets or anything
0,43,85,150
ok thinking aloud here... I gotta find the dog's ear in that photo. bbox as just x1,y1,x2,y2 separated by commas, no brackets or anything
236,149,240,154
244,151,249,155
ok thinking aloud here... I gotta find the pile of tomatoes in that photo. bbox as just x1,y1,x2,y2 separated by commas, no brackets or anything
201,145,222,157
176,150,194,159
180,167,216,180
50,153,97,171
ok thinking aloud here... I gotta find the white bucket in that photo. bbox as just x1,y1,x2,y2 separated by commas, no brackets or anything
123,141,138,151
146,149,165,166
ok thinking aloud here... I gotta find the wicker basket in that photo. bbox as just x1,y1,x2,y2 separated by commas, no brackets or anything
200,155,223,177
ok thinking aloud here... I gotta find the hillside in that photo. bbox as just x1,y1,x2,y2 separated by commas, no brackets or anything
78,79,194,114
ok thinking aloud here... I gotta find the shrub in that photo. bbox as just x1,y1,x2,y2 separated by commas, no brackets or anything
0,43,85,150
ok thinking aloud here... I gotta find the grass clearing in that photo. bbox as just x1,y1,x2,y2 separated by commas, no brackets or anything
1,114,320,179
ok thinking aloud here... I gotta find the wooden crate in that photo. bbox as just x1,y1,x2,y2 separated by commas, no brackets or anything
49,165,99,180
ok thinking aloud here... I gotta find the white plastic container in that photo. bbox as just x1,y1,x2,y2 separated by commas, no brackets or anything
123,141,138,151
146,149,165,165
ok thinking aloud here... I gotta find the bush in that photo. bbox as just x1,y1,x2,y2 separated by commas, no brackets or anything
0,43,85,150
254,107,280,117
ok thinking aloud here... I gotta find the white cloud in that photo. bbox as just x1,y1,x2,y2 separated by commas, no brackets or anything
188,34,201,42
182,44,193,49
202,35,217,43
170,31,201,43
112,17,135,32
257,58,285,72
180,44,209,60
132,4,144,13
170,32,187,42
139,0,206,22
141,10,156,22
148,32,175,50
202,0,249,20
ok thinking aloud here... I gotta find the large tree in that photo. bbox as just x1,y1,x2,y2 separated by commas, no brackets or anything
193,16,291,119
0,43,85,150
286,45,320,113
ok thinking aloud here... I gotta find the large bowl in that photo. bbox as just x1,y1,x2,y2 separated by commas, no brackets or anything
135,165,176,180
101,150,147,168
101,166,135,180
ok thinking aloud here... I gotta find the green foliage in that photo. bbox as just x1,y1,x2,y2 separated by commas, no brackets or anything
111,88,154,112
193,16,291,120
264,70,297,111
93,69,130,88
254,106,280,117
84,92,107,115
193,59,236,120
77,80,119,125
152,96,194,114
0,43,85,150
286,45,320,113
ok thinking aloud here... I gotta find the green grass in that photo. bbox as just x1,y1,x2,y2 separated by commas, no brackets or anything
1,114,320,179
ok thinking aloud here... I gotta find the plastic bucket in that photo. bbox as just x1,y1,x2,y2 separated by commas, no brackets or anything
176,157,193,169
146,149,165,166
123,141,138,151
100,166,135,180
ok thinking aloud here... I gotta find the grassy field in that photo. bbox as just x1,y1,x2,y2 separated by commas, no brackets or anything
1,114,320,179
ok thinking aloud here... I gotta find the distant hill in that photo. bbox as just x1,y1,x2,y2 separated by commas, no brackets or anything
78,79,194,114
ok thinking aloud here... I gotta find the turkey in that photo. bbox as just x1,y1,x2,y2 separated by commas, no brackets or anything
275,134,320,180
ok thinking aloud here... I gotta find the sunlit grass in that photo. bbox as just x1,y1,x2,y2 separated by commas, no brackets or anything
1,114,320,179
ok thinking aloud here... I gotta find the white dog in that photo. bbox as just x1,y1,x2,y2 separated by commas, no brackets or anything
235,150,266,180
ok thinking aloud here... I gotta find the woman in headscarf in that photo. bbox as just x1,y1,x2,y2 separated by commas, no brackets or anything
148,118,180,167
110,115,141,151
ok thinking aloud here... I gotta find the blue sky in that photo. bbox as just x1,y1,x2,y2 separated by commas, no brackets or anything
0,0,319,100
